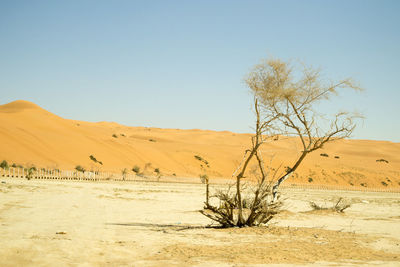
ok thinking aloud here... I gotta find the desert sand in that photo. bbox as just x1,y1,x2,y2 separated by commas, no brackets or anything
0,177,399,266
1,100,400,266
0,100,399,189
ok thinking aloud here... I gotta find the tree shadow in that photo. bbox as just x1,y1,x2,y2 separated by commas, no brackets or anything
106,222,211,231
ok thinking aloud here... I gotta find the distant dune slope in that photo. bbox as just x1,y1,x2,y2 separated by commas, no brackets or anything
0,100,399,188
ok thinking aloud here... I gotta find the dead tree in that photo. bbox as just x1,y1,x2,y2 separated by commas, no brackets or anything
200,57,362,227
201,98,281,227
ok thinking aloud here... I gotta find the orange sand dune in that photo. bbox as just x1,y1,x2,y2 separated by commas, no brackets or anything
0,100,399,189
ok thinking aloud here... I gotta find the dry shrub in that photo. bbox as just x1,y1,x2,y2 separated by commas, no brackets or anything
201,183,282,227
309,198,351,213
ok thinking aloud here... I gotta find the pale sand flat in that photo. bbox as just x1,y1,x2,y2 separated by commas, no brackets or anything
0,178,399,266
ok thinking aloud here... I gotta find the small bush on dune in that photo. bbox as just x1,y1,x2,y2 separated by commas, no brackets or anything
320,153,329,157
26,166,36,180
132,165,140,174
376,159,389,163
29,166,37,172
0,160,9,169
154,168,162,181
195,155,210,168
75,165,85,173
89,155,103,165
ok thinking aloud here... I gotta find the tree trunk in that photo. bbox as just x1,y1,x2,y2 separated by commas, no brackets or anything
205,182,209,207
272,151,308,201
236,176,245,225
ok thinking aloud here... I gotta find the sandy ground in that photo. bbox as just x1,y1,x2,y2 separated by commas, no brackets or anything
1,177,399,266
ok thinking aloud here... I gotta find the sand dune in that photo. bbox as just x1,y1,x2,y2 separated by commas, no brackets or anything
0,100,399,189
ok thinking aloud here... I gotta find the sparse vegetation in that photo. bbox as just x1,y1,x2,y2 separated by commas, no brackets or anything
149,139,156,142
132,165,140,174
29,166,37,172
112,134,118,138
308,177,313,183
154,168,161,181
320,153,329,157
334,156,340,159
309,198,351,213
381,181,388,186
26,166,36,180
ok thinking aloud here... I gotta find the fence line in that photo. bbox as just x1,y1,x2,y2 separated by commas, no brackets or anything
1,167,399,193
0,167,138,182
279,183,400,193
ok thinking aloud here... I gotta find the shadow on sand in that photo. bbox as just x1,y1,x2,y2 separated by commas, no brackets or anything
106,222,210,231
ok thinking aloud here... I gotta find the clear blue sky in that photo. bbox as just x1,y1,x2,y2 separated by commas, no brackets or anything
1,0,399,142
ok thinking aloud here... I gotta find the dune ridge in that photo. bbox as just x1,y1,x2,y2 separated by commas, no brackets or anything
0,100,399,189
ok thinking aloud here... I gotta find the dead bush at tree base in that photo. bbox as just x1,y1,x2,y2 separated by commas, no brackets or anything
200,188,283,228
